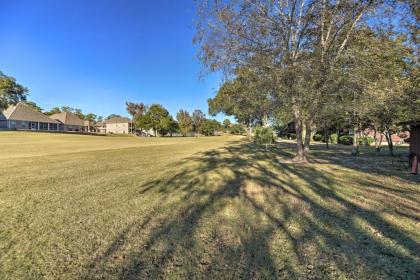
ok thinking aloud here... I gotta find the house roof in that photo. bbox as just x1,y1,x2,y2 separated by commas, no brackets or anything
84,120,94,126
105,117,132,124
50,112,84,126
0,102,60,123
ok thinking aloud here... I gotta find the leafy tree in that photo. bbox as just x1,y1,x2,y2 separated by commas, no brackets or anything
201,119,222,136
24,101,42,112
84,113,97,121
147,104,170,136
44,107,61,116
135,114,153,134
254,126,275,151
167,117,179,137
0,71,28,110
192,109,206,136
74,108,84,120
106,114,122,120
229,124,246,135
208,67,273,135
126,102,146,117
195,0,399,161
223,119,231,130
176,110,193,136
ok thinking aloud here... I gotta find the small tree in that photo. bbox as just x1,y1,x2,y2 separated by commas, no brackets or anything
176,110,193,136
223,119,231,130
254,127,275,151
192,109,206,136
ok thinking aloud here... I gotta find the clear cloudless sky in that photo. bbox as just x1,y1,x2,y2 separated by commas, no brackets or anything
0,0,231,121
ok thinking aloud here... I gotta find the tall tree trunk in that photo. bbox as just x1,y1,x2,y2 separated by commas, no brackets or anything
303,120,312,156
373,128,383,155
351,126,359,156
293,108,306,161
384,129,394,156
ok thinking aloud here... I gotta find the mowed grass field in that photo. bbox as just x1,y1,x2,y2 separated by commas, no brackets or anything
0,131,419,279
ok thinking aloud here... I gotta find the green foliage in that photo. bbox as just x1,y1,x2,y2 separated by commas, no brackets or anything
359,136,375,146
254,126,275,149
192,109,206,135
313,134,323,142
44,107,61,116
176,110,193,136
24,101,43,112
135,114,153,133
330,133,338,144
0,71,28,110
201,119,222,136
229,123,246,135
106,114,122,120
84,113,97,121
223,119,231,129
338,135,353,145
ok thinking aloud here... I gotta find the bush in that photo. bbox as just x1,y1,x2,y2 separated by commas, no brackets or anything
288,133,296,140
330,133,338,144
313,134,323,142
254,126,275,149
358,136,375,146
229,124,246,135
338,135,353,145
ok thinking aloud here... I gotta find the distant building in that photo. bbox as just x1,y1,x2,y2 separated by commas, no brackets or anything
84,120,95,132
95,121,107,133
0,102,60,130
50,112,85,131
104,117,134,134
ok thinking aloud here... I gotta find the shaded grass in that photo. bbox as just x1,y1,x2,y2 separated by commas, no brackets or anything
0,132,419,279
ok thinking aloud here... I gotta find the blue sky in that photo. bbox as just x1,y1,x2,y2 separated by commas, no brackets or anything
0,0,228,120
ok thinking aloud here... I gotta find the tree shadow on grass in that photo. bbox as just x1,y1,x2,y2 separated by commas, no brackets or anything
82,141,420,279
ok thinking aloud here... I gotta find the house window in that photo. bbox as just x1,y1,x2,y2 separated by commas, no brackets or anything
10,121,16,128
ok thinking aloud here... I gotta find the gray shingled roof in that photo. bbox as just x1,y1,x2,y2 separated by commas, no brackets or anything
105,117,132,124
1,103,60,123
50,112,84,126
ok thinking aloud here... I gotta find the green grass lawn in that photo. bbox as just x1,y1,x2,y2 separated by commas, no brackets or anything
0,132,419,279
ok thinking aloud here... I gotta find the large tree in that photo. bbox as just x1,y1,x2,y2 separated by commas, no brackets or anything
0,71,28,110
195,0,391,161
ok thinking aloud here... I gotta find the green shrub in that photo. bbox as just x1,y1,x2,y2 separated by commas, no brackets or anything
330,133,338,144
288,133,296,140
338,135,353,145
358,136,375,146
254,126,275,150
229,124,246,135
313,134,323,142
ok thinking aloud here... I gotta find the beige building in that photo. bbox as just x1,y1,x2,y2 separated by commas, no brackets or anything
0,102,60,130
104,117,134,134
50,111,84,131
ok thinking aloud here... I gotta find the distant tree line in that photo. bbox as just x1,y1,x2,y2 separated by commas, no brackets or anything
126,101,242,137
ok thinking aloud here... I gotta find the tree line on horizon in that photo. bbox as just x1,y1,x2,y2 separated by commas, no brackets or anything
125,101,244,137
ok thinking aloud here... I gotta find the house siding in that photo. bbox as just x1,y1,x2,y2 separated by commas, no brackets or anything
106,123,130,134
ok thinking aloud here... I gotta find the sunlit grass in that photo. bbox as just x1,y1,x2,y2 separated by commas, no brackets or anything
0,132,418,279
